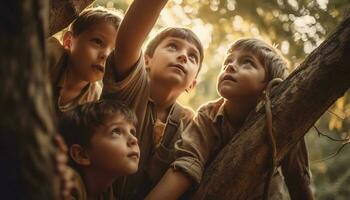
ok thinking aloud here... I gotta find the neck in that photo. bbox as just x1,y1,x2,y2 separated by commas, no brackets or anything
223,98,258,129
149,80,181,122
65,66,89,91
82,169,116,200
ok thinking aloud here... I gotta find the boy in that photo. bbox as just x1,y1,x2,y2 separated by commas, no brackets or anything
101,0,204,199
147,38,314,200
59,99,140,200
48,7,122,114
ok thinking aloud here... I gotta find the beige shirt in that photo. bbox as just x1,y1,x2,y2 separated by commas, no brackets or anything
171,98,312,199
47,37,103,113
102,55,195,199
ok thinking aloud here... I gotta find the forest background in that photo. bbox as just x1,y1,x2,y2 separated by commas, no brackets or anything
55,0,350,199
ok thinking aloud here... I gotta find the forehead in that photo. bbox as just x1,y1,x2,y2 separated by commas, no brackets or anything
225,49,261,62
159,37,200,53
81,21,118,38
101,114,135,129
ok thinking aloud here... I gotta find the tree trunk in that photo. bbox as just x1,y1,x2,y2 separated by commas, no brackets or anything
192,15,350,199
0,1,59,199
49,0,94,35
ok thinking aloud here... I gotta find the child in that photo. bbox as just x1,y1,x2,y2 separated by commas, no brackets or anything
101,0,204,199
147,38,314,200
47,7,122,114
59,99,139,200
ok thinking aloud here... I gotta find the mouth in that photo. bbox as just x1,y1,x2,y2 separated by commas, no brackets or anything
92,64,105,73
127,151,140,160
169,63,186,74
221,74,237,83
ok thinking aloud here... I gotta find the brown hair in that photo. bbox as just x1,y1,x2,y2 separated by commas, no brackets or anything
145,27,204,76
59,99,137,149
69,7,122,36
227,38,289,81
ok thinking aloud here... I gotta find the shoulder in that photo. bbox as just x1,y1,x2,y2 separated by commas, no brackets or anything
197,98,224,121
172,102,195,124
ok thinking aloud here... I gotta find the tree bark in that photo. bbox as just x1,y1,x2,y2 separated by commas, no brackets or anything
0,1,59,199
49,0,94,35
192,15,350,199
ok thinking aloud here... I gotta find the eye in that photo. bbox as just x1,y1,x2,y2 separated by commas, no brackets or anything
188,52,199,63
167,43,177,50
242,58,255,67
91,38,103,46
111,127,122,135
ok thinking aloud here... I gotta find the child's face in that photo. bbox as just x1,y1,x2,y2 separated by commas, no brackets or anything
87,114,139,176
217,50,266,101
64,21,117,83
146,37,200,92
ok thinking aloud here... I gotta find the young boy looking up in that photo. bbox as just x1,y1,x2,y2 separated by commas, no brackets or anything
147,38,314,200
48,7,122,114
101,0,204,199
59,100,140,200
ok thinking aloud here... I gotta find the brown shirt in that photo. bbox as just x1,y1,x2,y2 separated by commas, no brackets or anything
67,169,116,200
171,98,312,199
102,55,195,199
47,37,103,113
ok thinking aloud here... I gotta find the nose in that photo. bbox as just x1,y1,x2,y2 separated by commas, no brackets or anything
226,63,238,72
127,134,138,147
177,50,187,63
98,49,109,60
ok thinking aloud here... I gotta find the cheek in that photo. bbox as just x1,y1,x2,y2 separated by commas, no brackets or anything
91,139,127,162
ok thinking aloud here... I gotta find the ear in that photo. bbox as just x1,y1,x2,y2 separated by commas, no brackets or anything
187,79,197,91
62,31,73,50
70,144,91,166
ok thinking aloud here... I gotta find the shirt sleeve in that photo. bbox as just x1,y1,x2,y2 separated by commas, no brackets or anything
170,109,221,185
281,137,314,200
102,54,149,108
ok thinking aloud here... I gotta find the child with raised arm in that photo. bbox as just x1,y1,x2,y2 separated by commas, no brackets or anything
147,38,314,200
59,100,140,200
101,0,205,199
47,7,122,114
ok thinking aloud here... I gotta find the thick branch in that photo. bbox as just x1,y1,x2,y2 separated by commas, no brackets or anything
192,15,350,200
49,0,94,35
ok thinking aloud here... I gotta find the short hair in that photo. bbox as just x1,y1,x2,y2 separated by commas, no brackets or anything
145,27,204,76
69,7,122,36
59,99,137,149
227,38,290,81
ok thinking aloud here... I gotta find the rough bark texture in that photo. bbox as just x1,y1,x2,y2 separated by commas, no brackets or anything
0,1,59,199
49,0,94,35
191,15,350,200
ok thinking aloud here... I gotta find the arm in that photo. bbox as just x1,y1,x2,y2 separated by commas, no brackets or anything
114,0,168,79
145,169,192,200
146,110,220,199
281,138,314,200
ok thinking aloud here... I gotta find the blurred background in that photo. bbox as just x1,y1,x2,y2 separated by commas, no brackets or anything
90,0,349,199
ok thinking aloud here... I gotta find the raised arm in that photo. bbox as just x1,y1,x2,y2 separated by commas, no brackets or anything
114,0,168,79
